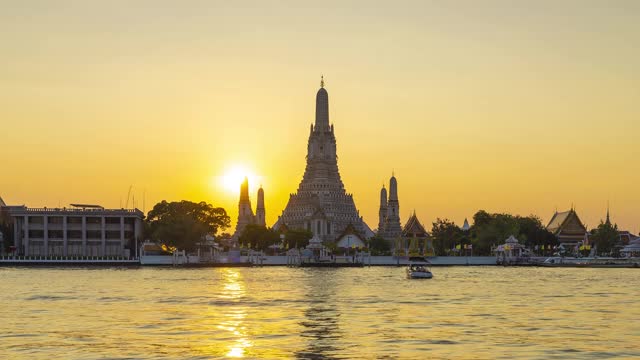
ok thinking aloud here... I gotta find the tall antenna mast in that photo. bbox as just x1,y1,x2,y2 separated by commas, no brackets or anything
125,185,133,209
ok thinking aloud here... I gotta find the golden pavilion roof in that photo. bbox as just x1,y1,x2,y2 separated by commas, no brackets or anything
402,211,429,237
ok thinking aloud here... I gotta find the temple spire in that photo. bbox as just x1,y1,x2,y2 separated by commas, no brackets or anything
232,176,255,240
389,173,398,201
256,185,266,226
383,172,402,240
240,176,249,201
378,185,388,235
315,77,329,131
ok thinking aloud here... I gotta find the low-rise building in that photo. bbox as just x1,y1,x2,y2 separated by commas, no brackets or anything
6,204,143,257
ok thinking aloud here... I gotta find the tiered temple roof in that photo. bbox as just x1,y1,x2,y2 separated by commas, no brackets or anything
546,209,587,245
402,211,429,238
335,223,367,245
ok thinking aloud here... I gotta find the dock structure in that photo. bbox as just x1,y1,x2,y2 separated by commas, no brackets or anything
0,256,139,266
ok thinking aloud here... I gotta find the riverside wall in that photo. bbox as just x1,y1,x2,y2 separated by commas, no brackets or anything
0,255,497,266
244,256,497,266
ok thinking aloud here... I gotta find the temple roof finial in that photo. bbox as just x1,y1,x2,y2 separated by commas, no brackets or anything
320,75,324,88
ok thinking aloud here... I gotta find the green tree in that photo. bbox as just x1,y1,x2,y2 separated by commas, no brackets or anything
146,200,230,251
471,211,519,255
431,218,463,256
473,210,493,227
280,229,313,249
590,221,620,256
469,211,558,255
368,235,391,255
238,225,280,251
238,226,313,252
515,215,557,249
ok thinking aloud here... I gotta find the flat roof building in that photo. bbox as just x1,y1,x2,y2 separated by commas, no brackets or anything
5,204,143,258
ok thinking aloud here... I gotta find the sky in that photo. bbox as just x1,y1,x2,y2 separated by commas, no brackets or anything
1,0,639,233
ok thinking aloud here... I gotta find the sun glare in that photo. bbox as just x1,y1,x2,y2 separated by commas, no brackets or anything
219,165,259,195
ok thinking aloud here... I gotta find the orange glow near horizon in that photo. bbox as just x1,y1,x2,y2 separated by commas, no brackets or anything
1,2,640,233
217,165,260,195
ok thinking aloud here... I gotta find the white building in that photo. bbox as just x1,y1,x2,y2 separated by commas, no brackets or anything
6,204,144,257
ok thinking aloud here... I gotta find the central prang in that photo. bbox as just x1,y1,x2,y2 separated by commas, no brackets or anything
274,79,371,243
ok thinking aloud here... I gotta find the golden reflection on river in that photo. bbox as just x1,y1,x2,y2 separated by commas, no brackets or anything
219,269,251,358
1,267,639,359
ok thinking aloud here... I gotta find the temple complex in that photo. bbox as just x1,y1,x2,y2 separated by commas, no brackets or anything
232,177,266,240
274,78,372,242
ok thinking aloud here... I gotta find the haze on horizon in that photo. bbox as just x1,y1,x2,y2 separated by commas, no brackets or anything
1,1,639,233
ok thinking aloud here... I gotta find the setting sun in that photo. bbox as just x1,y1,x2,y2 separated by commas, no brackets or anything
219,165,260,195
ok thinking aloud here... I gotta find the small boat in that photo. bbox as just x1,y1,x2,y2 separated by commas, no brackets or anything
406,257,433,279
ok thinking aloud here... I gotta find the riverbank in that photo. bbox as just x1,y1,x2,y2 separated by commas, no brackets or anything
4,255,638,268
252,255,498,266
0,255,498,267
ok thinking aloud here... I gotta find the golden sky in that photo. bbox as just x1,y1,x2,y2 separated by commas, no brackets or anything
1,1,639,232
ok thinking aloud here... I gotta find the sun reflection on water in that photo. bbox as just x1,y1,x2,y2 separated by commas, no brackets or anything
217,269,252,358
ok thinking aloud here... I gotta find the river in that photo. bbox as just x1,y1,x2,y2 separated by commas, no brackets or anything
1,267,638,359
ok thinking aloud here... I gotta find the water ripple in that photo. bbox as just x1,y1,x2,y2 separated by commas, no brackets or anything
1,267,638,359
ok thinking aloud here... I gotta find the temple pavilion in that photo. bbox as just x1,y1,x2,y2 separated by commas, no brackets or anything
401,211,433,256
546,209,588,247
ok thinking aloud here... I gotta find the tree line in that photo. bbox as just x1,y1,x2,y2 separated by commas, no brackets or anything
428,210,558,256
